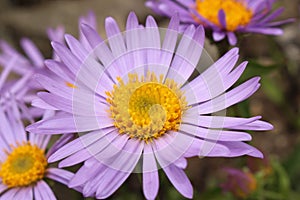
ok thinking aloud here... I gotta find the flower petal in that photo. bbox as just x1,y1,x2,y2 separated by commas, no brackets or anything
143,145,159,200
163,164,193,199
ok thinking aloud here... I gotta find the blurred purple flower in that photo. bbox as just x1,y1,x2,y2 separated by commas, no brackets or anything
0,99,77,200
27,12,273,199
221,168,257,198
146,0,294,45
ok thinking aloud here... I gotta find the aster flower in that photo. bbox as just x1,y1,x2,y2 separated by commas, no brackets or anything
27,12,273,199
146,0,293,45
0,99,77,200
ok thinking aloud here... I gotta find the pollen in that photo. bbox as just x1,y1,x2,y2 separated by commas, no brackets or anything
66,82,77,88
106,72,187,143
195,0,253,31
0,142,47,188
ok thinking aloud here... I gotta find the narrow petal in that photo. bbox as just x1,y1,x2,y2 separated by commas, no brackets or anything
212,31,226,41
13,186,33,200
65,34,89,62
189,77,260,114
46,133,76,157
179,124,252,141
20,38,44,67
163,164,193,199
95,139,144,199
245,27,283,35
227,32,237,46
0,188,19,199
35,180,56,200
46,168,74,185
143,145,159,200
218,9,226,28
48,128,113,162
219,141,263,158
26,113,113,134
69,159,105,188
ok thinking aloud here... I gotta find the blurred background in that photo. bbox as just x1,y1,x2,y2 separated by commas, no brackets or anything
0,0,299,199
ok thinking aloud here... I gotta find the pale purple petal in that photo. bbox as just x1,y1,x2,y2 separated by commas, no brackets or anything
179,123,252,141
20,38,44,68
189,77,260,114
46,133,76,158
218,141,263,158
13,186,33,200
143,145,159,200
163,164,193,199
0,188,20,199
0,183,8,194
227,32,237,46
95,139,144,199
65,34,89,62
46,168,74,185
48,128,114,162
35,180,56,200
26,113,113,134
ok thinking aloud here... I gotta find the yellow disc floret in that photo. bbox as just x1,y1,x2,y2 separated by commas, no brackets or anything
106,72,187,143
195,0,253,31
0,142,47,188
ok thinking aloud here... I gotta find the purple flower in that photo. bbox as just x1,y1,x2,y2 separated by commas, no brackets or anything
221,168,257,198
146,0,294,45
0,12,97,118
0,99,77,200
27,12,273,199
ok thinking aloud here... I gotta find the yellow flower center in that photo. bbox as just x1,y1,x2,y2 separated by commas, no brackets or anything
106,72,187,143
195,0,253,31
0,142,47,188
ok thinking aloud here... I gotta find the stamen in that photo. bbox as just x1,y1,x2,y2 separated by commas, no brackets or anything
106,72,187,143
195,0,253,31
0,142,47,188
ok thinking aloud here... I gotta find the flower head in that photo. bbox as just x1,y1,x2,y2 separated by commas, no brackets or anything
27,12,273,199
146,0,294,45
0,99,76,199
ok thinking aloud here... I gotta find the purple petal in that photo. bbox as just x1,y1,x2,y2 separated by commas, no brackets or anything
69,159,104,188
20,38,44,68
227,32,237,46
160,14,179,70
46,168,74,186
46,133,76,158
218,9,226,29
179,124,252,141
95,139,144,199
219,141,263,158
212,31,226,41
35,180,56,200
245,27,283,35
26,113,113,134
189,77,260,114
0,188,19,199
48,128,113,162
13,186,33,200
51,41,81,75
0,106,16,146
65,34,89,62
182,115,261,129
163,164,193,199
167,25,204,85
143,145,159,200
0,183,8,194
182,48,241,104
